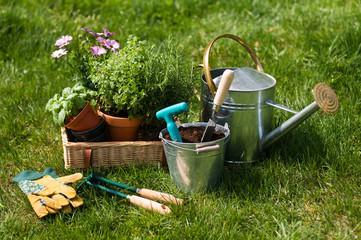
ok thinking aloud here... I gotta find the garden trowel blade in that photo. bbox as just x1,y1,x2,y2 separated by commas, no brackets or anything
201,118,216,142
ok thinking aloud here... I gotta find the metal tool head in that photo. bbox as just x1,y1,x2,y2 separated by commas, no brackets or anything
201,119,216,142
76,171,105,190
76,171,95,191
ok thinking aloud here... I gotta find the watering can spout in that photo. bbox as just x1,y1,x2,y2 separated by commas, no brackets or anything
260,83,339,150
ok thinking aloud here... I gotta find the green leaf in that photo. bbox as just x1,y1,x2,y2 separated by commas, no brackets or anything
57,109,66,126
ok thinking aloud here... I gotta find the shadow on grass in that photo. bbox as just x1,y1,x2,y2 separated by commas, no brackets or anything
74,124,331,203
218,125,327,199
263,124,327,165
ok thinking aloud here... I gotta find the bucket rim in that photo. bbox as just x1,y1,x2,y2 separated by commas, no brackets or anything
159,122,230,147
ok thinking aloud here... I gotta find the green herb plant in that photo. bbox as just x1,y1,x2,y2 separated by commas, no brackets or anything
45,82,97,126
90,35,194,128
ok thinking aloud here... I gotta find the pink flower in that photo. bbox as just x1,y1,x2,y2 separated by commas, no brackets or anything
102,28,115,37
81,27,115,38
51,48,68,58
104,39,120,53
90,46,106,56
81,27,103,36
96,37,107,46
55,35,73,48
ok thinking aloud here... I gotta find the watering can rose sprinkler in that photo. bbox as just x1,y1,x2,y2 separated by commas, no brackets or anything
200,34,340,164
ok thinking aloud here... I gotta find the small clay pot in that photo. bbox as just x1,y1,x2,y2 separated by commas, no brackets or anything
98,111,141,141
65,101,101,132
71,116,108,142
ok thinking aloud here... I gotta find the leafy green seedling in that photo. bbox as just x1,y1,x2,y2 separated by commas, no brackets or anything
45,82,97,126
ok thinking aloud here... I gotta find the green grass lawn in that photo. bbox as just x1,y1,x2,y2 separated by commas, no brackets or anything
1,0,361,239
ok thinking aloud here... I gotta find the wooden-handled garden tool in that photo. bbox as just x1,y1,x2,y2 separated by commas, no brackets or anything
201,69,234,142
77,172,183,215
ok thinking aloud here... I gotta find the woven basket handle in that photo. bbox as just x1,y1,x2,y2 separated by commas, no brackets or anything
203,34,264,97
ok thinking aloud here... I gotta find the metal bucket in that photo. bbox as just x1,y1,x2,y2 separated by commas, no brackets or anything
159,122,230,193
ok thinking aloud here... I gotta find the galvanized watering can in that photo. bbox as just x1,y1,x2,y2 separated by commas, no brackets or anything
200,34,339,164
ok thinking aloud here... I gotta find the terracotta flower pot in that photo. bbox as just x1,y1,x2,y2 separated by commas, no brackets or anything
98,111,141,141
65,101,101,132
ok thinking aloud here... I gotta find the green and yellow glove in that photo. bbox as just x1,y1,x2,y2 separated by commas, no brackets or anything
34,174,83,211
55,173,83,210
18,180,62,218
14,169,84,218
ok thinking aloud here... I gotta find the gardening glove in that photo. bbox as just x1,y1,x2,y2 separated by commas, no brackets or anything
33,174,84,210
56,173,84,209
12,168,59,183
39,173,83,213
14,169,84,216
33,175,77,199
18,180,62,218
56,173,83,185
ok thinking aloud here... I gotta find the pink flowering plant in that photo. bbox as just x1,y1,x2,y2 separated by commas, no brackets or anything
51,27,120,83
46,27,120,125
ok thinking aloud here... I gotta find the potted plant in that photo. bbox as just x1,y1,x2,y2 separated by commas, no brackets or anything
45,82,107,142
48,27,194,168
48,27,194,141
47,28,121,141
89,35,194,141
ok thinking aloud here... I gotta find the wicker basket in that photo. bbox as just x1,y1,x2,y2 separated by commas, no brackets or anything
61,127,166,169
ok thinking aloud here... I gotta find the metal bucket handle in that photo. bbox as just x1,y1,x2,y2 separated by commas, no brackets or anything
203,34,264,97
161,135,230,155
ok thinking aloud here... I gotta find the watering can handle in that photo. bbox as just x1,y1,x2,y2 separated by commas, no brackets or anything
203,34,264,97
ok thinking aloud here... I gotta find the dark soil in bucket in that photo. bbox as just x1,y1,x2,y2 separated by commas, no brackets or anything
163,126,225,143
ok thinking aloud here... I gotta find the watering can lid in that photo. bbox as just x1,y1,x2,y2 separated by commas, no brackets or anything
213,67,276,91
